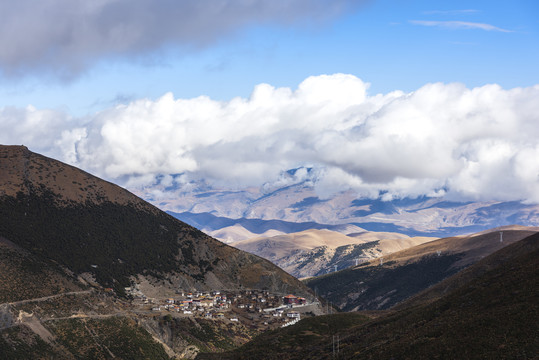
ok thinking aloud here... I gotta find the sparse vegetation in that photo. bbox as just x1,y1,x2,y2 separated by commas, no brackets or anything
163,317,248,352
50,317,173,359
305,252,464,311
0,325,56,359
197,312,370,359
0,190,208,293
0,241,83,303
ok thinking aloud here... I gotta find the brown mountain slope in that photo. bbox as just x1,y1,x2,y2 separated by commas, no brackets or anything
0,145,147,206
233,229,435,278
0,236,84,303
0,145,312,298
304,227,537,311
233,229,369,260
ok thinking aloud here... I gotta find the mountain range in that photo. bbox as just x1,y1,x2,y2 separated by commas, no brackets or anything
157,167,539,241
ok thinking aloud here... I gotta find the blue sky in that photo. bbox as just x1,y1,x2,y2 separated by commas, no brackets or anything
1,0,537,115
1,0,539,204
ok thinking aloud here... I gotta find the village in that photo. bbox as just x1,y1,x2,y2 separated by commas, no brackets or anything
124,286,321,329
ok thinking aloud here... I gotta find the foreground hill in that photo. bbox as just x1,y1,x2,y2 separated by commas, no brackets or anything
0,145,311,297
0,234,175,359
0,145,317,358
198,232,539,359
232,229,435,278
0,248,258,360
304,226,538,311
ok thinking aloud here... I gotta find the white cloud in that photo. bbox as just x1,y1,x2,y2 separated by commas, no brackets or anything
0,0,366,78
2,74,539,203
410,20,512,32
0,105,72,153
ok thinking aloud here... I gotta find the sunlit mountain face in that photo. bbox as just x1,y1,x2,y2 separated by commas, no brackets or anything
126,166,539,240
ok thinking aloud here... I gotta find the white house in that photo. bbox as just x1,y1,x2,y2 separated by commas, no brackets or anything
287,311,300,319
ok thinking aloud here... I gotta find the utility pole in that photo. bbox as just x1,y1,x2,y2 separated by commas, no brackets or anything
500,231,503,243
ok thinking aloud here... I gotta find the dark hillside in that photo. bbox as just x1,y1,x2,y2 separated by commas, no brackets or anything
198,233,539,359
335,232,539,359
0,145,313,297
0,189,213,292
304,229,537,311
0,237,83,303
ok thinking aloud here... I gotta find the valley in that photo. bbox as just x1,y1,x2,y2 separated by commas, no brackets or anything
3,2,538,359
201,232,539,359
0,145,537,359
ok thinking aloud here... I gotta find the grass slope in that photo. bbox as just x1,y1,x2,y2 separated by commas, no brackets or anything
49,317,173,360
0,237,84,303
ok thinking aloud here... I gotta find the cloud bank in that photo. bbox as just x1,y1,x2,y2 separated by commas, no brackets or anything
2,74,539,203
0,0,365,78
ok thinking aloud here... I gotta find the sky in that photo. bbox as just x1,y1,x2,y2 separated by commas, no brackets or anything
1,0,539,204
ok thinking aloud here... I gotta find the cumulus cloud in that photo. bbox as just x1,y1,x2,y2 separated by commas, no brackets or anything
2,74,539,203
0,0,365,78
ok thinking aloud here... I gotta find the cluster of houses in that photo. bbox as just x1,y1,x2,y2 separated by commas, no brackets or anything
125,286,311,326
149,291,231,317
